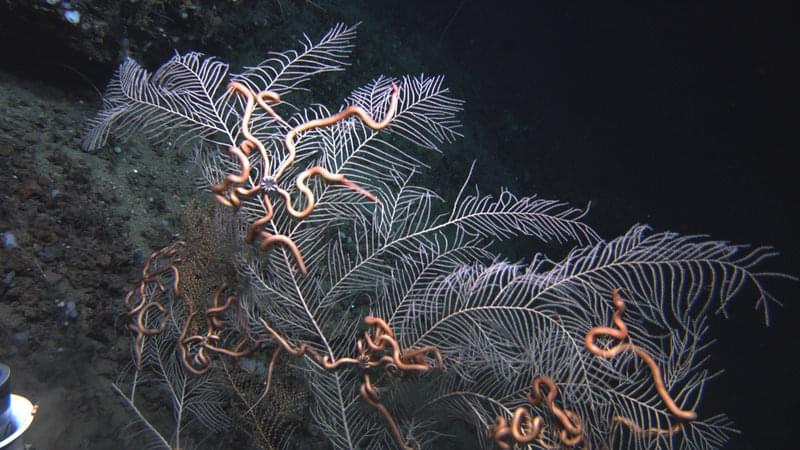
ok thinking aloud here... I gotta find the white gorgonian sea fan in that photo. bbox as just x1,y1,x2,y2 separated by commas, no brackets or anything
84,23,790,449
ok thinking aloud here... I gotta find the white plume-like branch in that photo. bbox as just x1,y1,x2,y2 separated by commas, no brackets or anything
402,225,783,448
232,23,358,96
82,52,234,151
82,23,359,152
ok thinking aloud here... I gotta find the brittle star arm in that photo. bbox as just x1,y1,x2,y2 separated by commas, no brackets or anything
275,166,381,219
179,311,212,375
529,376,583,446
272,82,398,217
274,82,400,182
243,194,308,274
584,289,698,422
360,373,414,450
214,84,284,208
254,90,291,129
374,334,435,373
125,243,183,368
257,317,360,368
507,409,545,446
488,375,583,449
227,81,273,171
257,318,324,362
212,140,255,208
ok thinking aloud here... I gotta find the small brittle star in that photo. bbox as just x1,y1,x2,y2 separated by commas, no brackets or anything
212,81,399,274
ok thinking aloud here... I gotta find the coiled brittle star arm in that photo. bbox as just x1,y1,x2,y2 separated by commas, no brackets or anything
211,140,255,208
584,289,698,427
272,85,397,218
275,166,382,219
360,373,413,450
488,376,583,449
179,284,257,375
211,83,281,207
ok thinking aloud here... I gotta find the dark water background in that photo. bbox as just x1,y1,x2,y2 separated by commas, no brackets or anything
1,1,796,448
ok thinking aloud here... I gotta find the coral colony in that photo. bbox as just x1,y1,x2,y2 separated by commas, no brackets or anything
85,24,787,449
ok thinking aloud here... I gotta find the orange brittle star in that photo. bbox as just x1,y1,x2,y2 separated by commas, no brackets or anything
256,316,443,450
212,81,399,274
